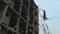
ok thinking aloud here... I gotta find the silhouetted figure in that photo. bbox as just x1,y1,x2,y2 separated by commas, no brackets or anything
43,10,48,20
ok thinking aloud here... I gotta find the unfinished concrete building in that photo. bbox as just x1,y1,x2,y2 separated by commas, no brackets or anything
0,0,39,34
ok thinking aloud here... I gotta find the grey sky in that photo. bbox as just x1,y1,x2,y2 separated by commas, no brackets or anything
34,0,60,34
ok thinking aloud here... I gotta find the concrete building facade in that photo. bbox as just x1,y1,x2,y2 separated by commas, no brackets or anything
0,0,39,34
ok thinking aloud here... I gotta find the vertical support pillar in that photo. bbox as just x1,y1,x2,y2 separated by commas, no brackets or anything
0,5,8,24
33,3,35,34
15,0,23,34
0,5,8,32
26,0,30,34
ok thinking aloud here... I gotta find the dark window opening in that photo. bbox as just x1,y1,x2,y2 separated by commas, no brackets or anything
14,0,20,12
34,12,38,16
0,0,6,10
29,6,33,25
23,0,28,8
19,18,26,34
29,6,33,20
28,25,33,34
21,5,27,19
6,11,11,17
34,21,38,26
9,16,18,28
29,20,33,25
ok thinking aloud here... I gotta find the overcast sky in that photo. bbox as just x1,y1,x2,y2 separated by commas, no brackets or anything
34,0,60,34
